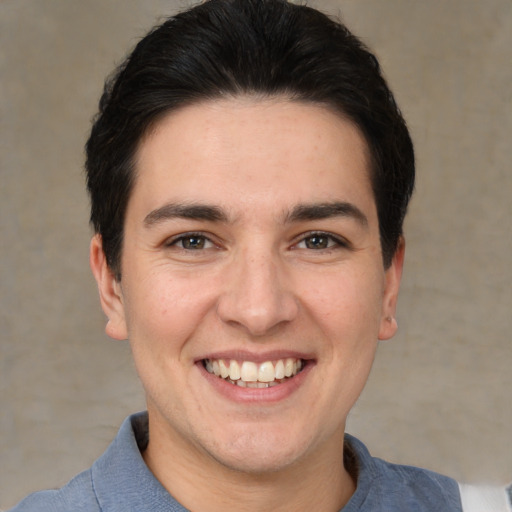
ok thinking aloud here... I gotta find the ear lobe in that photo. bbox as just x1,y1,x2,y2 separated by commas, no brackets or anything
378,238,405,341
89,234,128,341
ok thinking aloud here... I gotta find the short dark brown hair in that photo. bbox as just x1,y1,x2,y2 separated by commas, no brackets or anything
86,0,414,279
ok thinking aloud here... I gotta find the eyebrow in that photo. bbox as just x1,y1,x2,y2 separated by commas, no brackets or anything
143,200,368,228
286,201,368,226
144,202,228,226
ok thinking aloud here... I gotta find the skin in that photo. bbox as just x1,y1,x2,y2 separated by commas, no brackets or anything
90,98,404,512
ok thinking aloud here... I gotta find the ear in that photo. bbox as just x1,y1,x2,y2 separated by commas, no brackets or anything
378,238,405,341
89,234,128,340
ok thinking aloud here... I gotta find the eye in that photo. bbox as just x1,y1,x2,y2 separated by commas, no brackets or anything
295,232,348,250
167,233,215,250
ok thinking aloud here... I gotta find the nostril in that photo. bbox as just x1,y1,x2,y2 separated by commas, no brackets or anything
216,286,299,337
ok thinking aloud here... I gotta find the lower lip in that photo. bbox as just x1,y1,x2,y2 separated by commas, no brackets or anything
197,361,314,404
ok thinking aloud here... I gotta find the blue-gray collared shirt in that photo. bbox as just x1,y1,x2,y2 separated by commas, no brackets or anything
9,411,462,511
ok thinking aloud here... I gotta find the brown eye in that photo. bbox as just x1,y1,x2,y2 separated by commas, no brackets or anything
168,234,214,250
182,236,206,249
295,232,348,251
305,235,329,249
304,235,331,249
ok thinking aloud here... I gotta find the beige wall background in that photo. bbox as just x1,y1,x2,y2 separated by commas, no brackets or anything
1,0,510,508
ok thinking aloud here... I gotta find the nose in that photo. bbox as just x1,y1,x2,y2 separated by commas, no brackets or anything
216,248,299,337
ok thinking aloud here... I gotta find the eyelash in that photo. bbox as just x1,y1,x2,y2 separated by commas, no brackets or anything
165,232,216,251
164,231,349,252
294,231,350,251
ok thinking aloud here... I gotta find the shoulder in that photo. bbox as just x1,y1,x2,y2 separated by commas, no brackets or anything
6,412,177,512
372,458,462,509
345,434,463,511
6,413,143,512
6,469,99,512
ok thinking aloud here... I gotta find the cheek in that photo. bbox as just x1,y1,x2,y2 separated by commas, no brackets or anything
300,267,385,337
123,270,218,353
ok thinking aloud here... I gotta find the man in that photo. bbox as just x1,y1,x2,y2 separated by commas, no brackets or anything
8,0,471,510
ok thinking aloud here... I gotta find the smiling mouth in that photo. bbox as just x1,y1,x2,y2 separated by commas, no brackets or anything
203,358,304,388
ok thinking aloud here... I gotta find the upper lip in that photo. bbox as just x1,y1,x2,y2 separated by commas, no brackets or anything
195,349,315,364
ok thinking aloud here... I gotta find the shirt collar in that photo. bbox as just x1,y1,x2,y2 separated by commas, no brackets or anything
91,412,187,512
90,412,379,512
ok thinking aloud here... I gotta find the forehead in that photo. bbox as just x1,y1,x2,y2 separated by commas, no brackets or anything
131,98,375,220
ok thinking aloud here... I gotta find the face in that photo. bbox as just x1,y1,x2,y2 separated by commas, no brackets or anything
91,98,403,475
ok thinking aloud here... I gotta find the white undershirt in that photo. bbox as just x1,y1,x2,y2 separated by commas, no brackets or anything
459,483,512,512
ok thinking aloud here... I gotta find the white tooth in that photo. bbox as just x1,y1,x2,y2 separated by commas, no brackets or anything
256,382,269,389
269,381,279,387
236,379,247,387
274,360,285,379
229,360,241,380
212,360,220,376
246,381,259,388
219,359,229,379
258,361,275,382
297,359,303,371
205,359,213,373
240,361,258,382
284,358,295,377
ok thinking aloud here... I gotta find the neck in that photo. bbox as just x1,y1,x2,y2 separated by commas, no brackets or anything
143,415,356,512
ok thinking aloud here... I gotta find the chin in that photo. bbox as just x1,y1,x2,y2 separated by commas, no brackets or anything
210,448,302,475
201,428,313,475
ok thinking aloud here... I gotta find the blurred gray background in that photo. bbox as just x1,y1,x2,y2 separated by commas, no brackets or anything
1,0,511,508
